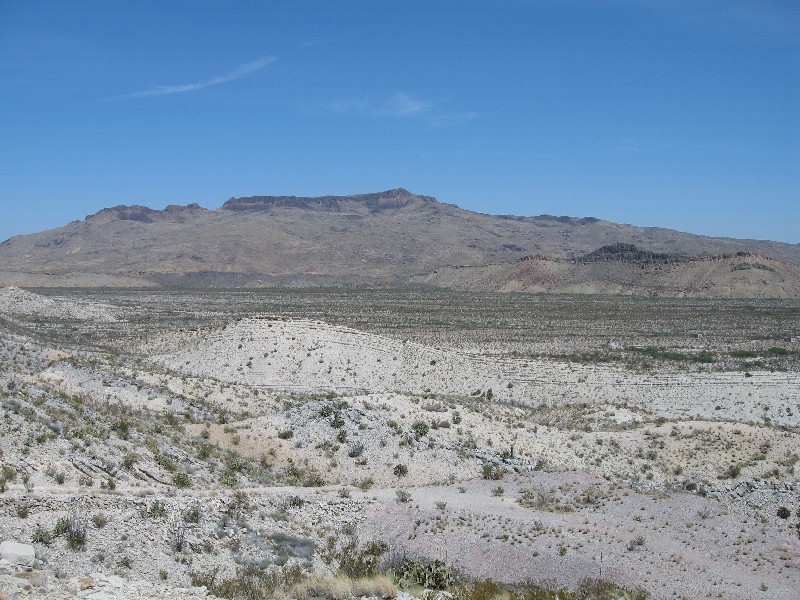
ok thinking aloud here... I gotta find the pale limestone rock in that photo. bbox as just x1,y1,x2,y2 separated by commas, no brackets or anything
0,541,36,569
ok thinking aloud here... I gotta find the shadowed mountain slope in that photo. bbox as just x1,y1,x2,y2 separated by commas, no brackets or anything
1,189,798,295
412,248,800,298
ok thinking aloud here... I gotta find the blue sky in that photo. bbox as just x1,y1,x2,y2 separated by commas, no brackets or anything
1,0,798,243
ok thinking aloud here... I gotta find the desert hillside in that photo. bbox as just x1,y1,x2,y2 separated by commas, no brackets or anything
414,247,800,298
1,189,798,295
0,287,798,599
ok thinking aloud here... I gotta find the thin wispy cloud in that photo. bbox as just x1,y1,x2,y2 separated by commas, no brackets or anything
428,111,479,127
608,136,675,153
300,38,335,48
118,57,276,99
328,92,477,127
329,93,432,117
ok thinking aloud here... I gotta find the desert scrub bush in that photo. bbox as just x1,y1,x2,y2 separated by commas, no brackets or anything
282,465,325,487
121,452,139,470
91,514,108,528
768,347,790,356
277,429,294,439
323,534,388,579
52,517,68,537
626,535,645,551
31,525,52,546
220,469,239,487
146,500,167,518
395,490,412,503
392,558,454,590
168,518,187,551
719,464,741,479
348,442,365,458
226,490,251,517
0,464,17,491
291,574,395,600
356,476,374,490
190,564,304,600
173,472,191,488
111,418,130,440
393,463,408,477
155,453,176,472
777,506,791,519
64,511,87,549
269,531,315,562
481,463,505,480
411,420,429,439
196,442,213,460
183,505,201,523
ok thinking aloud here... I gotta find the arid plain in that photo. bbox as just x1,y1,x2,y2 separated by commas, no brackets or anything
0,286,798,599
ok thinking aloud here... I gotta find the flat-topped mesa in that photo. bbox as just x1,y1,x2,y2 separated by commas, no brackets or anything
221,188,437,212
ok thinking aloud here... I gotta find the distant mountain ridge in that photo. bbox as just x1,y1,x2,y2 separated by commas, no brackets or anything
1,188,798,297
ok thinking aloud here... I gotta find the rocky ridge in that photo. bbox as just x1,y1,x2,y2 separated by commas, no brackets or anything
1,188,798,295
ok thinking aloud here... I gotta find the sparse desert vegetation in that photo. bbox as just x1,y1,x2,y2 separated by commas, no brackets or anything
0,286,798,599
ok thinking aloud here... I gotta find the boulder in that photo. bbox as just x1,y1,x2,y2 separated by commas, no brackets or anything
0,541,36,569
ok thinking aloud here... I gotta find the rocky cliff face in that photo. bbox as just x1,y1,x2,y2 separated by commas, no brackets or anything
221,188,436,212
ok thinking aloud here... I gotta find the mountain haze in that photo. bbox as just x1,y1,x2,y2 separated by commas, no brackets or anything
1,188,798,296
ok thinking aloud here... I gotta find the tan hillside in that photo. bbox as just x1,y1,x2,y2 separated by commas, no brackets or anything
1,189,798,294
414,247,800,298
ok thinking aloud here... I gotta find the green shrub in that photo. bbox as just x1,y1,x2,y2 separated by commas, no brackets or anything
220,470,238,487
328,536,388,579
155,454,176,472
482,464,505,480
91,514,108,528
173,472,191,488
147,500,167,518
768,347,790,356
393,559,454,590
183,506,201,523
52,518,68,537
411,421,429,439
31,525,52,545
348,442,365,458
720,464,741,479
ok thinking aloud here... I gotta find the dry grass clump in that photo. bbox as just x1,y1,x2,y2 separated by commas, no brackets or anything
288,574,396,600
